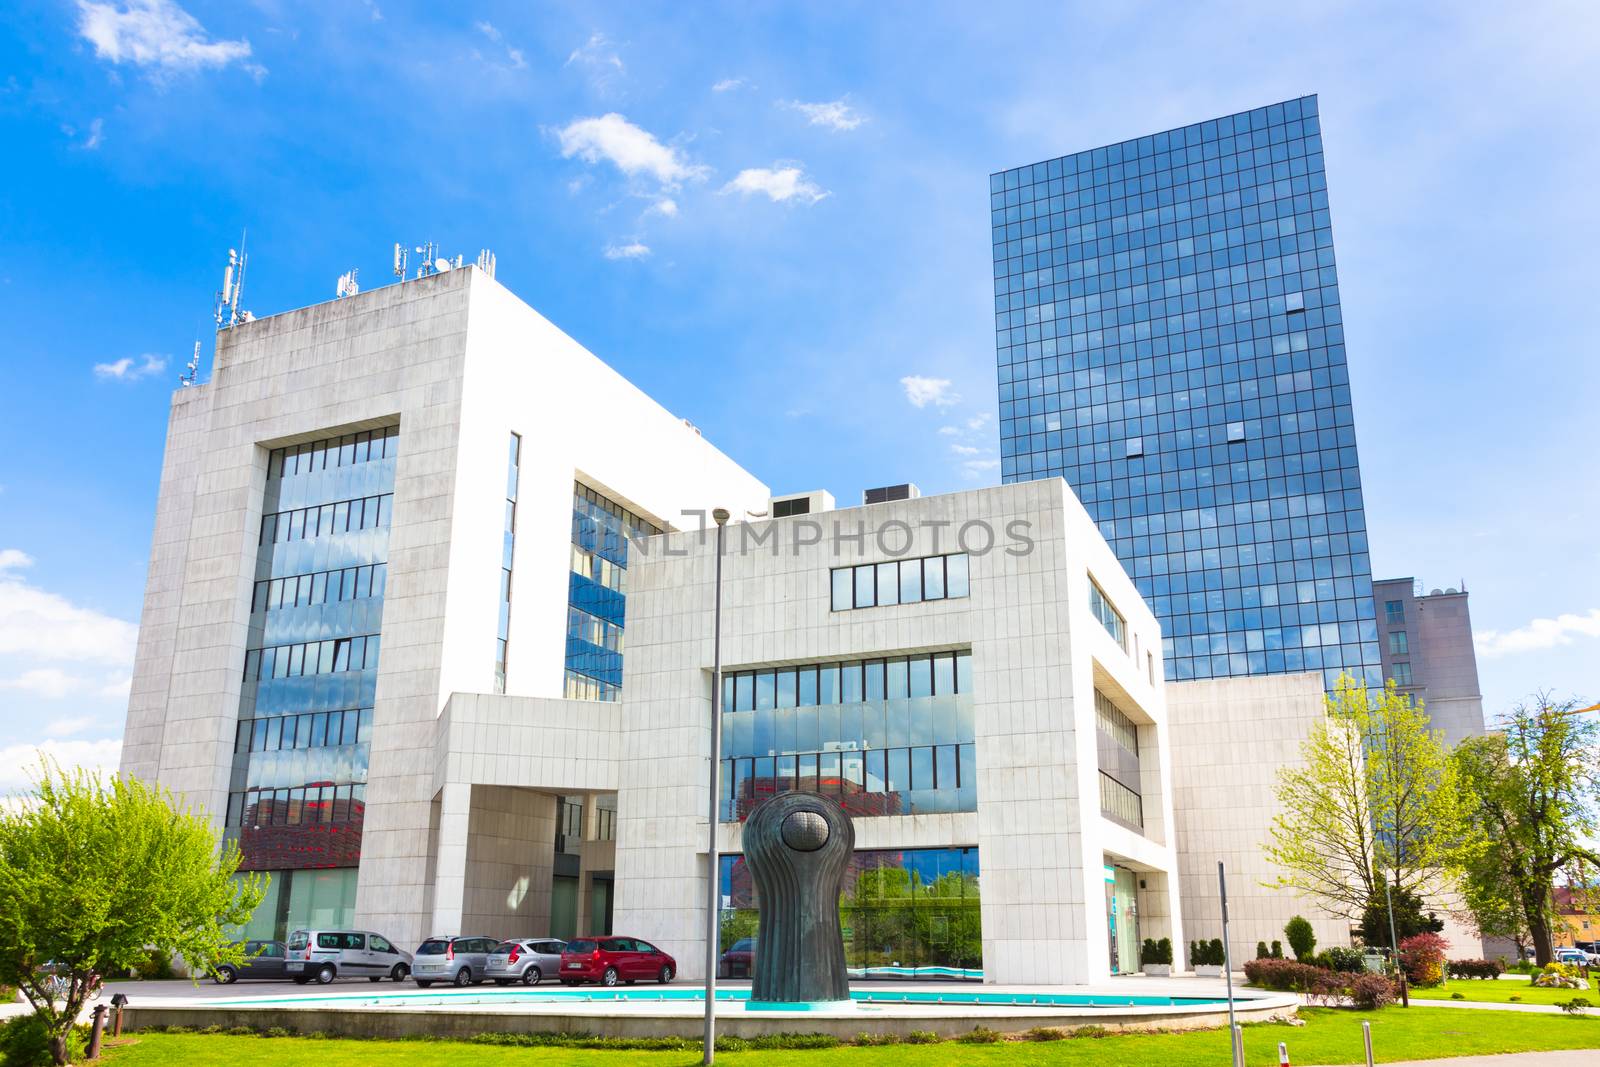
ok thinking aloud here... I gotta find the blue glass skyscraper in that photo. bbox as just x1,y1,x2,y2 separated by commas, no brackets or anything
992,95,1380,688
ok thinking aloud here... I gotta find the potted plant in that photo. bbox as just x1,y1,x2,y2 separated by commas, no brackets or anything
1193,938,1225,978
1141,938,1172,977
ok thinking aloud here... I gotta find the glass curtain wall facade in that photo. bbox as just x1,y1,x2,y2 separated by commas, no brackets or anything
225,426,397,938
720,848,981,981
718,649,981,978
566,484,660,701
992,95,1380,688
495,434,520,693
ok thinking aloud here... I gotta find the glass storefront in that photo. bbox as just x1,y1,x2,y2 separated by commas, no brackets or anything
231,867,358,942
1105,863,1140,974
720,847,981,981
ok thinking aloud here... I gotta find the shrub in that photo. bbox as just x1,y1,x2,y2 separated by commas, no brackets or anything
1321,946,1367,974
1448,959,1504,981
958,1026,1002,1044
1399,932,1448,987
1285,916,1317,961
1558,997,1592,1015
904,1031,939,1044
1244,957,1328,992
1070,1026,1109,1039
1025,1027,1065,1041
0,1016,88,1067
1349,974,1398,1011
1257,941,1270,959
1270,940,1284,959
855,1032,900,1046
1156,938,1173,965
1141,939,1159,966
136,948,177,981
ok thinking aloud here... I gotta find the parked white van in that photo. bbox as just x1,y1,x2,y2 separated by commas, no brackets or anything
286,929,413,984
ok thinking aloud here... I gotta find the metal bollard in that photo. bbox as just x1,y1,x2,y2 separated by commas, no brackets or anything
1278,1039,1291,1066
87,1004,107,1060
1362,1020,1375,1067
1232,1022,1245,1067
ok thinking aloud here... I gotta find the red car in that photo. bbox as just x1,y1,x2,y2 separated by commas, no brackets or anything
559,936,676,986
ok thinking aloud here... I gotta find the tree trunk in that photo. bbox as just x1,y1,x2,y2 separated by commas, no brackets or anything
49,1033,68,1066
1528,912,1554,967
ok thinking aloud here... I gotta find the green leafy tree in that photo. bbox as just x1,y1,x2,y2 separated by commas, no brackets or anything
1356,882,1444,948
1265,675,1477,918
1284,915,1316,961
0,763,264,1064
1453,695,1600,965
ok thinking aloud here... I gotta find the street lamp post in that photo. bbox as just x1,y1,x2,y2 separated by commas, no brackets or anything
703,508,730,1066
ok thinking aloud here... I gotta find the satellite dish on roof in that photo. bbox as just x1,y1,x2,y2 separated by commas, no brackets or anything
434,258,451,273
1431,588,1444,596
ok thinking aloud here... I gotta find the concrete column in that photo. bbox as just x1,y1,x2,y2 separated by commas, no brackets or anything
429,782,472,936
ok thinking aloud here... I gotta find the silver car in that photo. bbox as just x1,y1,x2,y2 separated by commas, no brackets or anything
487,939,566,986
412,935,497,987
285,929,413,985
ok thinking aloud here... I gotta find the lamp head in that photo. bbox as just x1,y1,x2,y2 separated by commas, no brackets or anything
712,508,730,526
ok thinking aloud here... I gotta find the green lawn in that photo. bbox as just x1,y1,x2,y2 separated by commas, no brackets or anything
1410,975,1600,1006
100,1007,1598,1066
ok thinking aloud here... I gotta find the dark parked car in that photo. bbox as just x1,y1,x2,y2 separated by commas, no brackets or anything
213,939,289,984
718,937,755,979
560,937,675,986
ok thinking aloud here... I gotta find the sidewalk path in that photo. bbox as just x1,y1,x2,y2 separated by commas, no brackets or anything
1338,1054,1600,1067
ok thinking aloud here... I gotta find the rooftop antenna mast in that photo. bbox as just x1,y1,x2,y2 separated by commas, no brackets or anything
214,230,253,328
475,249,497,279
336,269,360,298
393,243,408,282
179,338,201,387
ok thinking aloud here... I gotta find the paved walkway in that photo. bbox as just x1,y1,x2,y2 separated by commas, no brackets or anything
1337,1055,1600,1067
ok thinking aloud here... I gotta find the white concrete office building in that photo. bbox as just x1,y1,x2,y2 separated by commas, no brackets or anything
120,268,1197,985
119,267,769,951
613,479,1185,984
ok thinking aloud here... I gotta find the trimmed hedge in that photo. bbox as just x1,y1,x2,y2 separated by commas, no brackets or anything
1448,958,1506,980
1244,957,1399,1010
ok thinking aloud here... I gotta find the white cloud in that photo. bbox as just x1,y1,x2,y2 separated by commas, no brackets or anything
99,675,132,701
937,426,962,437
63,117,104,150
75,0,254,76
603,242,651,260
967,413,992,431
900,375,958,409
0,669,82,700
93,354,167,381
1476,608,1600,658
474,20,525,69
649,198,678,218
0,549,32,573
721,166,828,205
557,114,707,187
711,77,748,92
565,31,623,88
949,444,980,456
963,458,1001,478
44,715,99,738
784,98,865,131
0,739,122,793
0,575,139,666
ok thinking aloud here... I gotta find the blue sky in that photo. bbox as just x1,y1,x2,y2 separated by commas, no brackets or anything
1,1,1597,785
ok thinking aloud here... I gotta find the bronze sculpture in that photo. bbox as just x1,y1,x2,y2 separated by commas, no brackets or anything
741,791,855,1003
